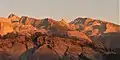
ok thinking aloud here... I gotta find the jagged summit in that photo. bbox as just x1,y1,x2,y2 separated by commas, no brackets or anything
70,17,120,36
8,13,15,18
7,13,20,22
0,14,119,36
58,19,68,26
70,17,87,24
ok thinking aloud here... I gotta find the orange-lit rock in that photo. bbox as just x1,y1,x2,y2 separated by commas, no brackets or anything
19,16,31,25
0,18,13,35
105,23,120,33
53,19,69,31
68,31,92,42
84,18,93,26
19,24,36,33
0,17,11,23
8,13,20,23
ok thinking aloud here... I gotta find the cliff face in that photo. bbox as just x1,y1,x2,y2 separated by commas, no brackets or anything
0,22,13,36
0,18,13,35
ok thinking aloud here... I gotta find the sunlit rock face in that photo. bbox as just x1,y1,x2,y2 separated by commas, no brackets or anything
8,13,20,23
0,18,13,35
105,23,120,33
19,16,31,25
67,31,92,42
70,17,120,37
18,25,36,33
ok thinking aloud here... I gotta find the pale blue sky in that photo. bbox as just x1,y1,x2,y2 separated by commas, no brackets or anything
0,0,119,24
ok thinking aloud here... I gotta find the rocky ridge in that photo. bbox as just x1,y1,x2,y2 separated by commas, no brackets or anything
0,13,119,60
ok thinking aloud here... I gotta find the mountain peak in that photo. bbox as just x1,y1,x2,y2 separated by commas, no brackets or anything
8,13,20,22
59,19,67,23
8,13,16,18
70,17,87,25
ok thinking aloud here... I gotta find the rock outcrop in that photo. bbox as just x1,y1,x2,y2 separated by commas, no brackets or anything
8,13,20,23
0,18,13,35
